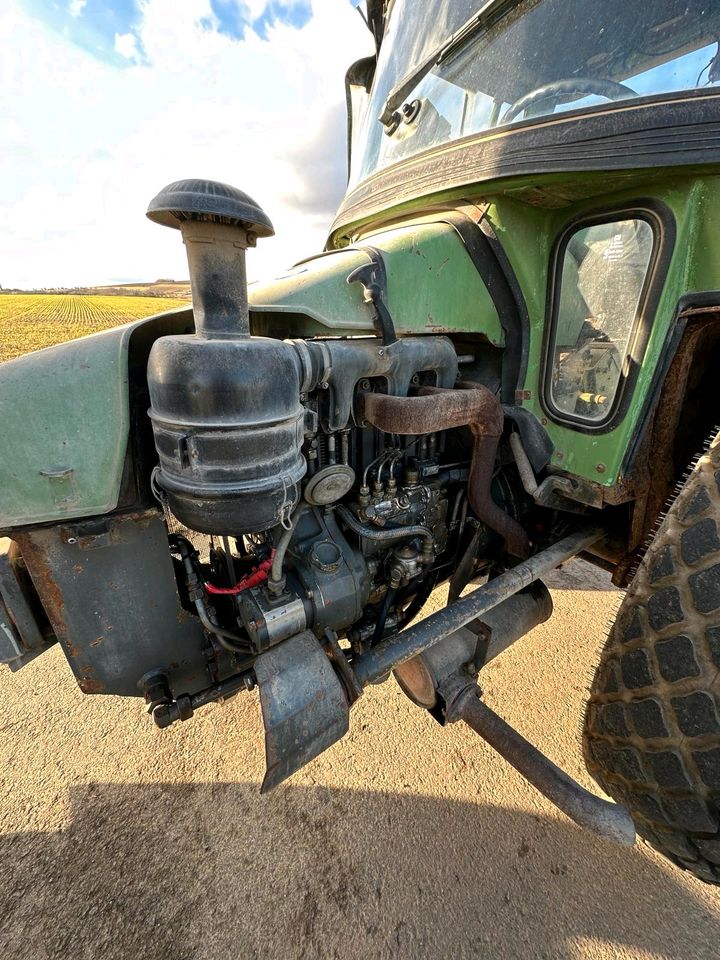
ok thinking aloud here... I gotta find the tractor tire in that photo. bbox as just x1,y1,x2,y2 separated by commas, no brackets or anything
584,430,720,884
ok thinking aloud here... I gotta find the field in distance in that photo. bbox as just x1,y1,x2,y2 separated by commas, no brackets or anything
84,280,191,299
0,293,190,363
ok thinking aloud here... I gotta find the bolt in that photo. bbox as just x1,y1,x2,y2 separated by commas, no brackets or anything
383,111,402,136
401,99,422,124
359,378,371,390
596,463,606,474
378,349,384,357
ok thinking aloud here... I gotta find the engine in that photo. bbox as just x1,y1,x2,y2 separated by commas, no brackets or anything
144,180,530,681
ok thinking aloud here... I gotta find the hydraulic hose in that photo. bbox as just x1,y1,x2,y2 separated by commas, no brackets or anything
336,504,434,555
269,502,310,590
396,570,439,630
171,535,253,653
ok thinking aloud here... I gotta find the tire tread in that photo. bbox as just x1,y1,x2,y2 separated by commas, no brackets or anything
584,430,720,884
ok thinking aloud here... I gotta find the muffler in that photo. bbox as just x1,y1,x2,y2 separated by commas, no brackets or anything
393,581,552,709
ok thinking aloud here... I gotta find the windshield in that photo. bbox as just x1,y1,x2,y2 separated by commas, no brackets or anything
350,0,720,186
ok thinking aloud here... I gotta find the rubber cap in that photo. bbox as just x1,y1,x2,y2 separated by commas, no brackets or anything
146,178,274,236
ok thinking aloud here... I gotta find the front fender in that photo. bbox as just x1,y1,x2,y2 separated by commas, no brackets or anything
0,308,193,530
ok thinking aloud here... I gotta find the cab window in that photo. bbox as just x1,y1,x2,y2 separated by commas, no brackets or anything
547,218,655,424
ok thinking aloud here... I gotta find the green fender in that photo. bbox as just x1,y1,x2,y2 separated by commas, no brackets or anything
0,309,193,530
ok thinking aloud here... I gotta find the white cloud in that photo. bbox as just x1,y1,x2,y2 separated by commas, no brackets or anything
114,31,140,60
69,0,87,17
0,0,373,288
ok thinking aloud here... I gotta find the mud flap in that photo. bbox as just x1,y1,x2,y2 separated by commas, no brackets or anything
255,630,349,792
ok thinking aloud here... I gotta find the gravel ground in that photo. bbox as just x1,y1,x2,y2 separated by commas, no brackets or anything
1,559,718,959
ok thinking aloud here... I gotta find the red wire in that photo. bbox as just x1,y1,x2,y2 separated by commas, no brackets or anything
204,550,275,595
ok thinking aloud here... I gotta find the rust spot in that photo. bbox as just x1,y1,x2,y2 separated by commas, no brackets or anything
14,532,69,640
77,678,105,694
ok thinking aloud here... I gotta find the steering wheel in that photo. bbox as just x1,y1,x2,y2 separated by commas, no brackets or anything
501,78,637,125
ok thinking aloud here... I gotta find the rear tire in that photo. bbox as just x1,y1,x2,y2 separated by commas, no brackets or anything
584,430,720,883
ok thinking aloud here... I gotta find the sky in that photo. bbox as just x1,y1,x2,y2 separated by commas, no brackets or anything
0,0,373,288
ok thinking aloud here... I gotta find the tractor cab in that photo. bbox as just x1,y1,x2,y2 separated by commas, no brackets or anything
347,0,720,184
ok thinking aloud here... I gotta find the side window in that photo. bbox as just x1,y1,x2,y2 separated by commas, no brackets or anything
548,218,654,424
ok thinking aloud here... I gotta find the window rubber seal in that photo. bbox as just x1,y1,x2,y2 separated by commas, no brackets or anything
538,199,676,435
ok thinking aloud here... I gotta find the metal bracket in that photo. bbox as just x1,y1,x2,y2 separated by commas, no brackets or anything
346,245,397,345
255,631,349,792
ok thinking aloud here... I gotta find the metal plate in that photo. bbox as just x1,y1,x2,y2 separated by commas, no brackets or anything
15,511,210,697
255,631,349,792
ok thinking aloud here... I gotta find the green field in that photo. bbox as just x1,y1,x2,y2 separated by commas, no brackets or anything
0,293,189,363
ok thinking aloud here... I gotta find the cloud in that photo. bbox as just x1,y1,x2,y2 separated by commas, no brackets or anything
114,31,140,60
278,100,350,220
0,0,373,288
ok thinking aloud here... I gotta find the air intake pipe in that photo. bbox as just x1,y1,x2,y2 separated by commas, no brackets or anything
145,179,306,535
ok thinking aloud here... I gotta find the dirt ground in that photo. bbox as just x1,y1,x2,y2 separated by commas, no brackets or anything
1,559,718,959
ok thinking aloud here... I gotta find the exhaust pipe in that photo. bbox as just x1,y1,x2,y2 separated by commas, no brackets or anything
441,677,636,847
360,383,529,558
393,582,553,709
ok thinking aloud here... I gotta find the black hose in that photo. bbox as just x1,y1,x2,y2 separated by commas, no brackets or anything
170,535,253,653
336,504,433,553
372,586,397,646
396,570,438,630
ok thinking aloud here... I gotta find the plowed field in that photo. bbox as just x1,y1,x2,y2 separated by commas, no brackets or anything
0,293,189,362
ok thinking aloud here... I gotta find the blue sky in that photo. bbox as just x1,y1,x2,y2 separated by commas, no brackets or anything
0,1,371,287
22,0,315,65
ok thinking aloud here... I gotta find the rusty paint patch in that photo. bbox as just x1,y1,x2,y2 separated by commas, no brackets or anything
14,532,69,642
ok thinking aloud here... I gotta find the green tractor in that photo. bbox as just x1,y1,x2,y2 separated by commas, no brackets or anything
3,0,720,884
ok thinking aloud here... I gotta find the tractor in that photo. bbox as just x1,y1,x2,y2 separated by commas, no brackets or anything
3,0,720,884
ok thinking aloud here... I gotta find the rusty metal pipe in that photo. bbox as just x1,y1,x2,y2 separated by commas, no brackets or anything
353,526,602,686
442,679,636,847
362,387,499,434
360,385,528,557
